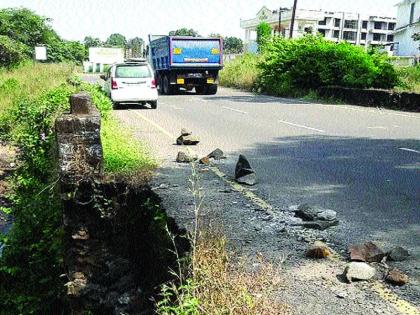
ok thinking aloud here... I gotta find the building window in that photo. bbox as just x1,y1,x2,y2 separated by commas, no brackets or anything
387,34,394,42
318,29,326,37
344,20,358,29
362,21,368,29
361,32,367,40
388,23,396,30
374,22,383,30
333,30,340,38
343,31,357,41
410,2,415,24
318,18,327,25
373,33,382,41
334,18,341,27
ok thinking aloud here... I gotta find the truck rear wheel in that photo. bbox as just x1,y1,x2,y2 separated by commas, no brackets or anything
163,75,177,95
195,85,207,95
206,85,218,95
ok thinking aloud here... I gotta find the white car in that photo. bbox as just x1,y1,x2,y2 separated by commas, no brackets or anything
101,59,158,109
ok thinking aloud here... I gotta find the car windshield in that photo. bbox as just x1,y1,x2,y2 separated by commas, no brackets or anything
115,65,151,78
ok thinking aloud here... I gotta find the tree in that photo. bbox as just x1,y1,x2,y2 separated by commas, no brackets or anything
83,36,102,48
0,35,28,67
0,8,86,65
127,37,144,57
224,36,243,54
169,28,200,37
0,8,58,51
105,33,127,47
256,22,272,52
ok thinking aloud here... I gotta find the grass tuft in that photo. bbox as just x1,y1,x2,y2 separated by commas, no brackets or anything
101,118,157,181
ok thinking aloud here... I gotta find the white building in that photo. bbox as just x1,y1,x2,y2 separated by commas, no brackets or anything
394,0,420,56
240,7,396,53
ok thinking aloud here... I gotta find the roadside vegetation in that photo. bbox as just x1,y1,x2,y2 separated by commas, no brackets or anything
0,62,74,113
395,65,420,93
219,53,261,91
220,34,402,97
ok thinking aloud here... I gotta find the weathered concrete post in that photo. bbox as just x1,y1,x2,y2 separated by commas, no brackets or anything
55,93,102,313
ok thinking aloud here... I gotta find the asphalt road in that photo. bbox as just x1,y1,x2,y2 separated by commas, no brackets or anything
113,86,419,269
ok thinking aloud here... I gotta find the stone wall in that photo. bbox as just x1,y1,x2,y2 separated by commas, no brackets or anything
318,86,420,112
55,94,179,314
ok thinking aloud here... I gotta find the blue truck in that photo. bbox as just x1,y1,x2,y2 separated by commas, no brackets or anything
148,35,223,95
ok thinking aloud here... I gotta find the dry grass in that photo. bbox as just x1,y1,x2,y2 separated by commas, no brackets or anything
191,232,290,315
0,62,74,113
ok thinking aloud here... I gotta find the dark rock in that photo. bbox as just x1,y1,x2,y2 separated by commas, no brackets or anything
176,150,198,163
207,148,225,160
348,242,385,263
235,155,256,185
386,269,409,286
296,220,339,230
388,246,409,262
176,134,200,145
344,262,376,282
295,204,337,221
306,241,331,258
295,204,323,221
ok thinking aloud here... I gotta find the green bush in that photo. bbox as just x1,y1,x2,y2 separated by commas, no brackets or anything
257,35,399,96
256,22,272,52
0,35,28,68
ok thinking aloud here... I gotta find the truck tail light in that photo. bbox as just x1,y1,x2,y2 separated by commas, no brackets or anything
111,79,118,90
151,79,156,89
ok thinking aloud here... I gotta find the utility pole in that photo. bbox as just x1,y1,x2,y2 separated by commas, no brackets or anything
275,7,289,36
289,0,298,38
278,7,282,35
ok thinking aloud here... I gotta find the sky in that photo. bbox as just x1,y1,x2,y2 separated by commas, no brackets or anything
0,0,400,42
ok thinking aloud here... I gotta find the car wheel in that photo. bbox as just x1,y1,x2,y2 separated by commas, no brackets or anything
150,101,157,109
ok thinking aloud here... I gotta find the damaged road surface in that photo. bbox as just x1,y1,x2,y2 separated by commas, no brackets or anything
111,86,420,314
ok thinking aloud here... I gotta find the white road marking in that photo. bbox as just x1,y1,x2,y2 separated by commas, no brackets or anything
337,105,420,119
170,105,182,110
278,119,325,133
222,106,248,114
367,126,387,129
399,147,420,154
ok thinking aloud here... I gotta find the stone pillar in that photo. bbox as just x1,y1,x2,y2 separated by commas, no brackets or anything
55,93,103,314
